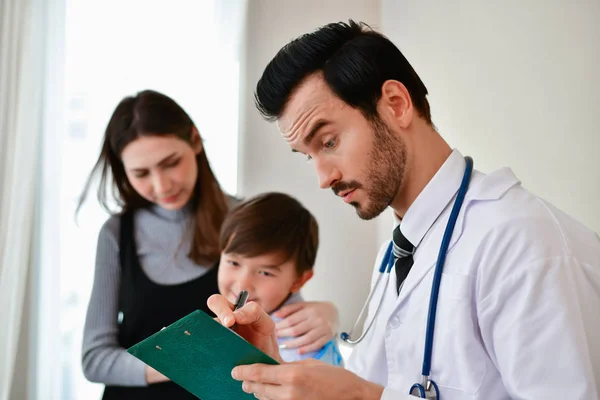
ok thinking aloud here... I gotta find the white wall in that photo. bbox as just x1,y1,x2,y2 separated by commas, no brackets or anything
381,0,600,233
238,0,382,331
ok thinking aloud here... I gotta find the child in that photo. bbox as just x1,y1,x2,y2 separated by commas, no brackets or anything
218,192,342,365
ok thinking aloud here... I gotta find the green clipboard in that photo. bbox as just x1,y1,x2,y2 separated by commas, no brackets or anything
127,309,279,400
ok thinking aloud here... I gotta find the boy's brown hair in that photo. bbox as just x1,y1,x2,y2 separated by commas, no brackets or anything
220,192,319,274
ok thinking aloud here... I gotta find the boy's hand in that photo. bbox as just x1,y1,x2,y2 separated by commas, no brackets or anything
207,294,283,363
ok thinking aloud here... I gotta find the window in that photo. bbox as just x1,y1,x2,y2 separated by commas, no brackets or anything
38,1,243,398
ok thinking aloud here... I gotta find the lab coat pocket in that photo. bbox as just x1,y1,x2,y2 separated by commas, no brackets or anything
432,272,486,395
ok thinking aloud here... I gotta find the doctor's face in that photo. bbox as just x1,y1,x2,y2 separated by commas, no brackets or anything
278,74,406,220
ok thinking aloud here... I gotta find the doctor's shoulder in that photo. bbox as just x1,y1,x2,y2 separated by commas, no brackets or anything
465,179,600,283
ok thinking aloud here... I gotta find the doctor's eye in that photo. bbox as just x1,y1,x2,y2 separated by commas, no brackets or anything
227,260,240,267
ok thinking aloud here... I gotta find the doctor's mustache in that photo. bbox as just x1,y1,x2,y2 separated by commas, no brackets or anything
332,180,363,196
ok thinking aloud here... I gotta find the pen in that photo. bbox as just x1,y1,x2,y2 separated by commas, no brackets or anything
230,290,249,330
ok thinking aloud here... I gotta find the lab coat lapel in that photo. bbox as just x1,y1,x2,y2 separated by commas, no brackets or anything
393,168,520,308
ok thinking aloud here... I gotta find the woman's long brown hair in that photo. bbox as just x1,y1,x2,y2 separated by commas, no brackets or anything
77,90,228,265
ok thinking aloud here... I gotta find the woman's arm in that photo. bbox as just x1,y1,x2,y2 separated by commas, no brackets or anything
272,301,339,354
81,217,161,386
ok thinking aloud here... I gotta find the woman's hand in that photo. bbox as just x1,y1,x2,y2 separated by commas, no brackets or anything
273,301,339,354
145,366,169,384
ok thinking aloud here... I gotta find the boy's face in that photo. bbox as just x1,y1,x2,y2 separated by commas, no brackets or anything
218,251,313,314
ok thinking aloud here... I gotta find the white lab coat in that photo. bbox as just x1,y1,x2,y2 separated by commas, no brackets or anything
347,151,600,400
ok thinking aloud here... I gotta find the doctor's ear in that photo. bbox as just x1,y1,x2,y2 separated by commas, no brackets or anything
379,80,414,129
290,270,314,293
190,126,203,154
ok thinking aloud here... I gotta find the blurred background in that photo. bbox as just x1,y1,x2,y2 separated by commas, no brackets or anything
1,0,598,399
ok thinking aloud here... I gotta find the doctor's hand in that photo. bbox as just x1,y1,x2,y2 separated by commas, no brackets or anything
273,301,339,354
232,359,384,400
207,294,283,363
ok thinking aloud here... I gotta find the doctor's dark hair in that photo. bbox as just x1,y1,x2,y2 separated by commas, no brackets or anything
255,20,431,124
77,89,229,265
220,192,319,274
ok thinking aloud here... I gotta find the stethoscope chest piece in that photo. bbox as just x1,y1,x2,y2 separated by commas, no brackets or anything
410,378,439,399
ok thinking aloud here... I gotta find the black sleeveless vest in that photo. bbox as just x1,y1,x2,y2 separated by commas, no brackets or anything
102,210,219,400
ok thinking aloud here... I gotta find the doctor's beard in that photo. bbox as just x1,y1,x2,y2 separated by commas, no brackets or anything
332,116,406,220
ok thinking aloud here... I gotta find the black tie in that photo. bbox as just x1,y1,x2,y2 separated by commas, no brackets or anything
392,225,415,294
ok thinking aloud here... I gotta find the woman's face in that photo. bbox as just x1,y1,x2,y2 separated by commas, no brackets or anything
121,134,202,210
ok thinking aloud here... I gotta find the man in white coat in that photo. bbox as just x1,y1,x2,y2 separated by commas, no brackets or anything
208,20,600,399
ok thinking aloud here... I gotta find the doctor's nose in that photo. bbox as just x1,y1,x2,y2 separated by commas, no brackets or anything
315,159,341,189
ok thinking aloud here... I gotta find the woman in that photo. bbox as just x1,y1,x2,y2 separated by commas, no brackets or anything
79,90,338,399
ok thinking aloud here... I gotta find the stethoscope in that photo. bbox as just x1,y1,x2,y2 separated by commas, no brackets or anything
341,156,474,399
